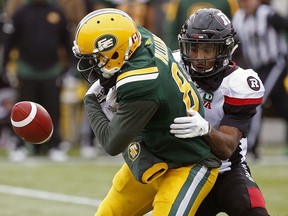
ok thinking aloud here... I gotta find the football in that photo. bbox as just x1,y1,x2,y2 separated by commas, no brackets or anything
10,101,54,144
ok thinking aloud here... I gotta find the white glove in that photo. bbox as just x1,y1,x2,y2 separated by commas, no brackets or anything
170,109,211,138
86,81,117,120
101,87,118,121
85,80,106,103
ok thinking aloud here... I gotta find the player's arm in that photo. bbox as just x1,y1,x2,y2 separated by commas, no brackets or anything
202,125,242,160
84,94,158,156
170,110,242,160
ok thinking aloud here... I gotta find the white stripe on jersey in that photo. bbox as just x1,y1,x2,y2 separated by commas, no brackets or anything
175,165,208,215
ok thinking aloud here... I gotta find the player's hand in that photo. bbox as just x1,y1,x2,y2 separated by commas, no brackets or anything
85,79,106,103
100,74,117,94
101,87,118,121
170,109,211,138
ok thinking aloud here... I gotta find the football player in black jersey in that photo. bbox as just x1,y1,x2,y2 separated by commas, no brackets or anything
170,8,270,216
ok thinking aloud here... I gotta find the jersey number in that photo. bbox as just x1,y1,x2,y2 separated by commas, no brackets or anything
171,62,199,112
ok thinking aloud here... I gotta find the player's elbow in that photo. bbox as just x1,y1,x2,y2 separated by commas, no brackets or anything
101,137,128,156
101,131,136,156
102,145,121,156
218,149,233,160
106,151,119,156
212,147,234,160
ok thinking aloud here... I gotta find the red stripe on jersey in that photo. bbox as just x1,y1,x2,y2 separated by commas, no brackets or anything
224,96,263,106
248,187,266,208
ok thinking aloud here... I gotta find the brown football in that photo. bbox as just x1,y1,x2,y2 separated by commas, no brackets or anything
10,101,53,144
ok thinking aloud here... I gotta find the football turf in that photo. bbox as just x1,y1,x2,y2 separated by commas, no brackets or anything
0,146,287,216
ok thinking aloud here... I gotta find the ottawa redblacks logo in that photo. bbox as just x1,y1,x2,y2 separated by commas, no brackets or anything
247,76,261,91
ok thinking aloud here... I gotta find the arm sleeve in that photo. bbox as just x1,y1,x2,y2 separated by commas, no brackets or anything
84,94,158,156
221,104,257,137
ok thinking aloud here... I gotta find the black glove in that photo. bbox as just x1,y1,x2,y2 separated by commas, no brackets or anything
99,74,117,94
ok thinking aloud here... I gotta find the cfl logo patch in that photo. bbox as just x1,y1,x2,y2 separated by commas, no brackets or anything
128,142,141,161
203,92,214,109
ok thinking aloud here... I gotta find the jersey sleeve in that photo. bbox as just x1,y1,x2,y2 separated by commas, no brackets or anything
220,68,265,136
84,93,158,155
116,64,161,103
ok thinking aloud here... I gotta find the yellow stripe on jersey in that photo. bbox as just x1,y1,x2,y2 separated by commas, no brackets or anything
116,67,159,89
155,53,168,66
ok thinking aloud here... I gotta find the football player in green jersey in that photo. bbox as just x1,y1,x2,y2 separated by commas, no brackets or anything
73,8,220,216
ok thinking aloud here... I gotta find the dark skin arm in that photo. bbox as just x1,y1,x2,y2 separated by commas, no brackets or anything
203,125,243,160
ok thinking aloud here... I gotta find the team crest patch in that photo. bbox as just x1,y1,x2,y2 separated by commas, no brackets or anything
128,142,141,161
95,35,117,52
247,76,260,91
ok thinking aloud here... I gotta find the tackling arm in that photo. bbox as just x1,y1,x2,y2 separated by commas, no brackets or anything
170,109,243,160
202,125,243,160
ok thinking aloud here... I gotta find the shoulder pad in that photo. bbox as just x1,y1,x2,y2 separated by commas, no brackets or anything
221,67,265,99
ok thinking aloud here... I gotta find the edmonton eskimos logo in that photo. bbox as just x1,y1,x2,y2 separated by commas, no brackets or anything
95,35,117,51
128,142,141,161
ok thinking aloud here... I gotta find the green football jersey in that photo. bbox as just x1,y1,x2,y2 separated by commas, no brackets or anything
115,26,212,165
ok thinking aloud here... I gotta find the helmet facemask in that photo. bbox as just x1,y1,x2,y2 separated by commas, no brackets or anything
179,35,234,79
73,43,113,83
178,8,237,81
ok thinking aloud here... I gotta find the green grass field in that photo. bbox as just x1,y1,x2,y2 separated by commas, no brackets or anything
0,144,287,216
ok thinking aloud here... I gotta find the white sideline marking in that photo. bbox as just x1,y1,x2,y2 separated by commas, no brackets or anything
0,185,101,207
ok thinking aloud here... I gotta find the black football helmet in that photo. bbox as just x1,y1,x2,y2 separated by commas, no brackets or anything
178,8,238,79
